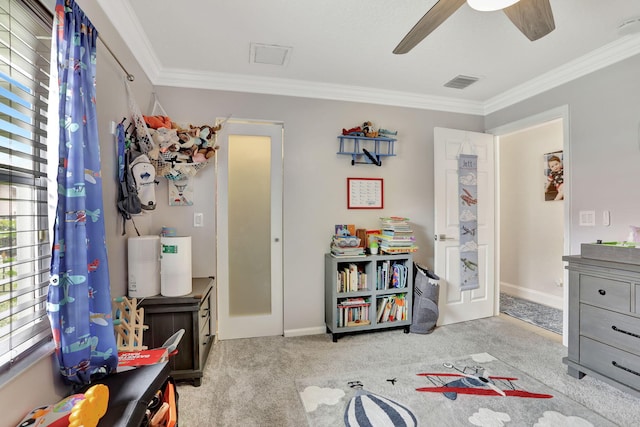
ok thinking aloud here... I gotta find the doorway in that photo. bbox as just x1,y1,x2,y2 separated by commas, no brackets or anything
489,106,570,344
216,120,284,340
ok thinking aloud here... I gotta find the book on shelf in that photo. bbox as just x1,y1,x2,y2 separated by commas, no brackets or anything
376,296,388,322
339,297,367,306
335,224,356,236
336,263,367,292
376,294,407,323
331,252,366,259
380,246,418,254
374,216,419,254
375,260,409,289
337,301,371,327
346,319,371,327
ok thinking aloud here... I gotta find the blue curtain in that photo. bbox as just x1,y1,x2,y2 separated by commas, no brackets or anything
47,0,117,385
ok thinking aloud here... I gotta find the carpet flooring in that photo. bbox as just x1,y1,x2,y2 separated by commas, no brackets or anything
500,293,563,335
177,316,639,426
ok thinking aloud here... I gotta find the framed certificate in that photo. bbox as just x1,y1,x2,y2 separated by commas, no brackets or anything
347,178,384,209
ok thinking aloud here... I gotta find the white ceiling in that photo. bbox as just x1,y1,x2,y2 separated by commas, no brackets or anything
97,0,640,115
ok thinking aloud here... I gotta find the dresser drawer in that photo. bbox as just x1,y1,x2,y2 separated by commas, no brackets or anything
580,304,640,355
580,337,640,390
580,274,631,313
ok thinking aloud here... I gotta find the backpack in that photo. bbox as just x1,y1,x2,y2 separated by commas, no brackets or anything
130,153,157,210
116,123,142,235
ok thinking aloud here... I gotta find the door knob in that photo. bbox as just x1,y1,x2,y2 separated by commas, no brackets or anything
435,234,457,241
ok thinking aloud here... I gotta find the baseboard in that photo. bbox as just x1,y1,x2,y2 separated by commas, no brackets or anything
500,282,563,310
284,326,326,337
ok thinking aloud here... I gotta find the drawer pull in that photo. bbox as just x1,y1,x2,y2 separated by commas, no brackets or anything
598,289,606,296
612,361,640,377
612,325,640,339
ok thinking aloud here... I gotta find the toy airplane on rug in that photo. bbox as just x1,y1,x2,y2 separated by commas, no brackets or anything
415,362,553,400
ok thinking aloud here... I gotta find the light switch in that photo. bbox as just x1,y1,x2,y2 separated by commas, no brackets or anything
603,210,611,226
193,212,204,227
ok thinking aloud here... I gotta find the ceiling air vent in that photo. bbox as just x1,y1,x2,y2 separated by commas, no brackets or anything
250,43,292,66
443,75,479,89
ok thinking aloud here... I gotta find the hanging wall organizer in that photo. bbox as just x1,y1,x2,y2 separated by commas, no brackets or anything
337,135,397,166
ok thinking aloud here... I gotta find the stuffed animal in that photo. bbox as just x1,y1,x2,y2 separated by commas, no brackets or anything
143,115,172,129
149,127,181,153
188,124,221,148
193,147,218,163
362,121,378,138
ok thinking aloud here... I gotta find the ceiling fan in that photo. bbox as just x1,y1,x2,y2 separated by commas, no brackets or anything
393,0,555,54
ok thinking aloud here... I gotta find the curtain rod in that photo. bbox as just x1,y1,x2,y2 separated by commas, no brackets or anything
98,36,135,82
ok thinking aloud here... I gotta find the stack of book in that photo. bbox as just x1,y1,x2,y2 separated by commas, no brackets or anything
376,217,419,254
330,235,365,258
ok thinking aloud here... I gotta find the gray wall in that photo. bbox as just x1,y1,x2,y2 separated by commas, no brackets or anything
499,120,564,308
149,87,483,333
486,54,640,254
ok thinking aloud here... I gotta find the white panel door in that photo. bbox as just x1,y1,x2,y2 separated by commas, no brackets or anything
216,120,283,340
434,127,495,325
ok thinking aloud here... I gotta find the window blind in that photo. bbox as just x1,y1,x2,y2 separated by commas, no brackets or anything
0,0,52,372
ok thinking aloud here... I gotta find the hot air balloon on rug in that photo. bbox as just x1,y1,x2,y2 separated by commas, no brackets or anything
344,381,417,427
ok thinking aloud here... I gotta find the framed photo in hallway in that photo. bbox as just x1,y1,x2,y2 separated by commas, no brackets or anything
544,151,564,201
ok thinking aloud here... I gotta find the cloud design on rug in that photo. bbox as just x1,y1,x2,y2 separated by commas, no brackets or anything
470,353,497,363
469,408,511,426
534,411,594,427
299,386,345,412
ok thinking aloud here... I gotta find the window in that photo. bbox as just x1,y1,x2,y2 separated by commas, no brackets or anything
0,0,52,373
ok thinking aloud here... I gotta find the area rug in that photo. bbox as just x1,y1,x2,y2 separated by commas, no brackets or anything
296,353,614,426
500,293,563,335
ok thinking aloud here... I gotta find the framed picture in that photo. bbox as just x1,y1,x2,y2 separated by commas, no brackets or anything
347,178,383,209
168,177,194,206
544,150,564,201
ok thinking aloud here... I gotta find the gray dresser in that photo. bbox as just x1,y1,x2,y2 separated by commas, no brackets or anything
563,255,640,397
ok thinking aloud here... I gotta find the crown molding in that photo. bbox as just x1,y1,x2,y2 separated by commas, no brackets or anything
154,69,486,115
483,34,640,115
95,0,162,82
97,1,640,117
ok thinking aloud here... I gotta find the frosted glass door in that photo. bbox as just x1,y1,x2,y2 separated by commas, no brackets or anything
217,121,283,339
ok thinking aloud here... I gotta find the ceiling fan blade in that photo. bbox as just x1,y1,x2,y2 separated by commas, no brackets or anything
393,0,466,54
503,0,555,41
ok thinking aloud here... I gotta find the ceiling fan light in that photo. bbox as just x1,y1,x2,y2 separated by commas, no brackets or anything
467,0,520,12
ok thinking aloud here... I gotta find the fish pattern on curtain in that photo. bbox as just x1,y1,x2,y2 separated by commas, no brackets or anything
458,154,479,291
47,0,117,385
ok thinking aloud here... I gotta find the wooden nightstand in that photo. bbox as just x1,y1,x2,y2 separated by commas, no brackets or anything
139,277,215,386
